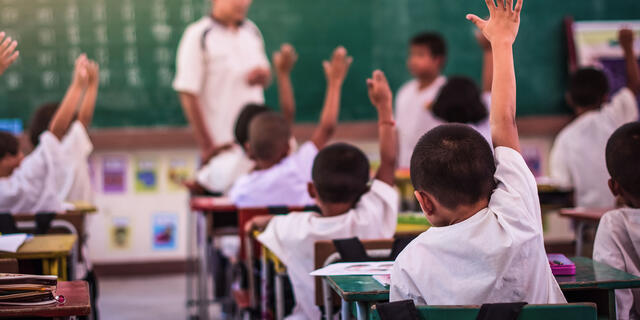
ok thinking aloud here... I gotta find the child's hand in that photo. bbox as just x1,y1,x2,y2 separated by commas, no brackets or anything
619,28,635,52
72,54,90,88
247,67,271,87
466,0,523,47
244,215,273,234
0,32,19,76
87,60,100,87
273,43,298,75
323,46,353,85
367,70,393,113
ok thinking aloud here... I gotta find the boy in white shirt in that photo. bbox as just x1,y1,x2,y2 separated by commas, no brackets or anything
390,0,566,305
229,47,352,207
593,121,640,320
0,53,93,213
550,29,639,208
245,70,399,319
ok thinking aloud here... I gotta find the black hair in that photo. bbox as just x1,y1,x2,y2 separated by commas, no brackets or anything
432,76,488,125
248,111,291,162
0,131,19,159
568,68,609,108
606,122,640,200
235,103,270,147
312,143,370,204
29,102,59,148
410,32,447,58
410,124,496,209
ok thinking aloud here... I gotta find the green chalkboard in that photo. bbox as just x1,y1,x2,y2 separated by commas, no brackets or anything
0,0,639,128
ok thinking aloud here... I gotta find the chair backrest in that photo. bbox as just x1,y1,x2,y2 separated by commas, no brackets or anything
0,258,18,273
371,303,598,320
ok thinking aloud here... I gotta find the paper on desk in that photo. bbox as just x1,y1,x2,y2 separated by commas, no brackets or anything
310,261,394,276
0,234,28,253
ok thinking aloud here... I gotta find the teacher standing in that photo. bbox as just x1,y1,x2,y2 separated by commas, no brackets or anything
173,0,270,160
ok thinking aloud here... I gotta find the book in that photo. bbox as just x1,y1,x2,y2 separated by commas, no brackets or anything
310,261,394,276
548,253,576,276
373,274,391,287
0,234,28,253
0,274,58,306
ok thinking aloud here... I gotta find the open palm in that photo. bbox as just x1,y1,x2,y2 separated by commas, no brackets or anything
466,0,523,46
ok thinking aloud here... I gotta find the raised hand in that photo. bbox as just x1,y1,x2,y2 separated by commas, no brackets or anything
619,28,634,52
0,32,19,76
323,46,353,85
72,54,90,88
273,43,298,75
366,70,393,112
466,0,523,47
87,60,100,87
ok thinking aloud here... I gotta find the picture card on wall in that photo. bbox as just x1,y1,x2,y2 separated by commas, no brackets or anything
102,156,128,194
135,157,159,193
152,213,178,251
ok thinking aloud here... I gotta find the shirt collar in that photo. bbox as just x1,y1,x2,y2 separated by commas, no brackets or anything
209,14,245,28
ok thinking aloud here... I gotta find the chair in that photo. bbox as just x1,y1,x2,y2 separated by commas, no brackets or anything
0,258,18,273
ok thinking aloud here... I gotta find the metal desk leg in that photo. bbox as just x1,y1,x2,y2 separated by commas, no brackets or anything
275,273,285,320
246,235,256,309
355,302,368,320
608,289,617,320
323,278,334,320
261,252,269,320
186,205,195,312
197,211,210,320
341,299,350,320
575,221,585,257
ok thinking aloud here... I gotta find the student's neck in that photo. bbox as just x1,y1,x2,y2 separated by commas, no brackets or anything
211,9,240,30
254,158,284,171
320,202,354,217
574,105,600,117
417,74,439,90
446,199,489,226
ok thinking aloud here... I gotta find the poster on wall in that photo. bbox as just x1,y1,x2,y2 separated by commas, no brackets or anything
135,157,159,193
152,213,178,251
110,217,131,250
167,157,193,191
102,156,127,194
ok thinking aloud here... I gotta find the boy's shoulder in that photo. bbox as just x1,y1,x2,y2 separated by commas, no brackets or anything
601,208,640,228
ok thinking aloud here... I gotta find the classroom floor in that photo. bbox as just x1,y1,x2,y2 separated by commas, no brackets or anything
99,274,222,320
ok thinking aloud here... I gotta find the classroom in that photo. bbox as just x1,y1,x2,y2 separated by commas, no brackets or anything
0,0,639,319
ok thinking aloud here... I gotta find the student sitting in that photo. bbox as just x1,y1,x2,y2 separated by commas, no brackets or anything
229,47,352,207
245,70,399,319
390,0,566,305
0,52,92,213
593,121,640,320
550,28,639,208
28,56,100,203
195,44,299,194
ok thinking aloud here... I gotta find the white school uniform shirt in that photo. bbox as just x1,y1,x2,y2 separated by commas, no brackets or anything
60,121,94,203
0,132,66,214
228,142,317,208
196,145,254,194
593,208,640,320
395,77,447,168
257,180,399,320
550,87,639,208
173,16,270,145
390,147,566,306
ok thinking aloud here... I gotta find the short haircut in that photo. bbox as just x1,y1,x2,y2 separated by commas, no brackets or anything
248,111,291,162
410,32,447,58
568,68,609,108
0,131,19,159
29,102,59,147
312,143,370,204
410,124,496,209
606,122,640,199
432,76,488,125
235,103,270,147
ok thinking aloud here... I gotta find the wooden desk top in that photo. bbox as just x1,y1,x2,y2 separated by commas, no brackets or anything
190,197,236,212
559,208,610,222
0,235,77,259
0,280,90,317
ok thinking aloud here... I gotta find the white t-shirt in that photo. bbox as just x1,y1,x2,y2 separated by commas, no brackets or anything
0,132,66,214
390,147,566,306
258,180,399,320
593,208,640,320
60,121,94,203
173,17,270,145
550,88,639,208
395,77,447,168
228,142,318,208
196,145,254,194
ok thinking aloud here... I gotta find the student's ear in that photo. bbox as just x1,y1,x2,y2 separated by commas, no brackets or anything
414,190,435,216
608,179,621,197
565,93,576,109
307,182,317,199
244,142,255,160
435,56,446,70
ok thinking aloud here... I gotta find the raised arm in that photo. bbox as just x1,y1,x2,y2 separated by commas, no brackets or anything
0,32,19,76
77,60,99,128
476,31,493,93
310,47,353,149
49,55,89,141
619,29,640,96
467,0,523,152
273,43,298,125
367,70,397,186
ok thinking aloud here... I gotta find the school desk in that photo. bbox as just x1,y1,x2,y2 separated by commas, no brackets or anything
0,235,77,281
537,184,575,211
324,257,640,320
559,208,609,257
0,280,91,318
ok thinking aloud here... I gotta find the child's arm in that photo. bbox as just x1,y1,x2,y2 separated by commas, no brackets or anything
467,0,523,152
619,29,640,96
273,44,298,126
477,32,493,93
0,32,19,76
245,215,275,233
77,60,99,129
49,55,89,141
310,47,352,149
367,70,397,186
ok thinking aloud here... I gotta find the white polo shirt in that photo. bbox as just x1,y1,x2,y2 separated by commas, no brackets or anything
173,16,270,145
